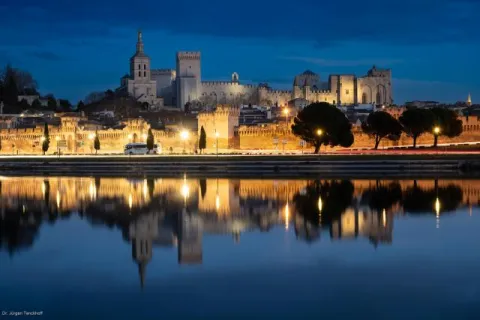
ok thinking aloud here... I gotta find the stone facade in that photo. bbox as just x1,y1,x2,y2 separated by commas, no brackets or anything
0,117,197,155
118,31,393,110
1,107,479,155
117,31,163,108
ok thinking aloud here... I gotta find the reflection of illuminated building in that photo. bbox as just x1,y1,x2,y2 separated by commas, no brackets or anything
129,212,161,288
294,214,320,243
178,209,203,265
330,208,393,247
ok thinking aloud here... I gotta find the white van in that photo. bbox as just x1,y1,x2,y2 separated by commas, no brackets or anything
124,143,161,155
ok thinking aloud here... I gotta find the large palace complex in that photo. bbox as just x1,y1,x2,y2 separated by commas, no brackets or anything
117,31,393,109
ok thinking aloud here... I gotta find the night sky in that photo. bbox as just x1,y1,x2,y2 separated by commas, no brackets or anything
0,0,478,104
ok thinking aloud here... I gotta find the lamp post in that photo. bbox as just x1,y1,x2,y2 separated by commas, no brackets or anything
55,136,60,157
180,130,189,154
88,133,95,154
283,108,289,128
433,126,441,148
215,131,219,157
316,129,323,154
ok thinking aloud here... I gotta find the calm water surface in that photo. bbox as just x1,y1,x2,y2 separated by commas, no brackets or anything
1,176,480,319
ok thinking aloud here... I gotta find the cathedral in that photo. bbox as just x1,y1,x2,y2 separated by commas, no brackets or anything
118,31,393,110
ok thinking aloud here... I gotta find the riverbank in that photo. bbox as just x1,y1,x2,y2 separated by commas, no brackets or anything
0,154,479,176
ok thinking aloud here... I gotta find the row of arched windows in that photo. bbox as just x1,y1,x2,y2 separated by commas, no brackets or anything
464,125,480,131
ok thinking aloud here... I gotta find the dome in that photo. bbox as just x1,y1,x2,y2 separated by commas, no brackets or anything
302,70,316,76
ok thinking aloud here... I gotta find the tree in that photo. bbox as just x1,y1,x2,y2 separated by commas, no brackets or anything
47,96,57,110
399,108,434,148
84,91,106,104
430,107,463,147
58,99,72,111
361,111,403,149
291,102,354,153
76,100,85,110
31,99,42,109
12,69,38,95
42,122,50,155
2,65,18,106
146,128,154,151
18,99,30,110
199,126,207,153
94,131,100,155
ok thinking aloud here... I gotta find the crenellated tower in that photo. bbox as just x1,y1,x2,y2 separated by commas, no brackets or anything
176,51,201,110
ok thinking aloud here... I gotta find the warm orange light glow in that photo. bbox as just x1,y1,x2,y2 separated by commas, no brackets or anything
88,133,95,140
316,129,323,136
215,195,220,210
284,202,290,230
283,108,289,116
56,190,61,209
433,126,441,135
128,193,133,210
382,209,387,227
180,130,189,141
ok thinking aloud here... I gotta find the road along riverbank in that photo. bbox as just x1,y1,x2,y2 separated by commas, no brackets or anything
0,154,479,177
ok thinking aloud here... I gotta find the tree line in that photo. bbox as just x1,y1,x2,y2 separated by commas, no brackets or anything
291,102,463,153
0,64,74,113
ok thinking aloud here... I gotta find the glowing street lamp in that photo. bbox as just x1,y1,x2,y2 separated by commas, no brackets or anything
55,136,60,156
433,126,441,148
316,129,323,137
283,108,289,127
142,133,148,141
180,130,189,153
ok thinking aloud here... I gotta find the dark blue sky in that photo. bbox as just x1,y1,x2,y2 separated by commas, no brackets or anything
0,0,478,104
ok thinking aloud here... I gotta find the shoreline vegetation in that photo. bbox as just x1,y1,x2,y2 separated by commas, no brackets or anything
0,154,480,176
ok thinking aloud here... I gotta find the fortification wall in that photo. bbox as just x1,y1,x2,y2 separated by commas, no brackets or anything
237,116,480,151
0,119,199,155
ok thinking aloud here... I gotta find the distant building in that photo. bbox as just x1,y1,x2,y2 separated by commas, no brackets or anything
117,31,394,110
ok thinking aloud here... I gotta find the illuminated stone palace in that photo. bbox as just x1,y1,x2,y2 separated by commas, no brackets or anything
117,31,393,110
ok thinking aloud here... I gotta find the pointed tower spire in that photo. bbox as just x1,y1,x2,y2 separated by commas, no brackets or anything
467,93,472,106
136,29,144,54
138,262,146,290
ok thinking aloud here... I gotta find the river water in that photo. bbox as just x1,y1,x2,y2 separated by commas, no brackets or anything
1,176,480,319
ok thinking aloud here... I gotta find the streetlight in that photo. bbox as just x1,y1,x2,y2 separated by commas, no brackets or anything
215,131,219,156
180,130,189,154
142,133,148,141
433,126,441,148
55,136,60,156
316,129,323,137
88,133,95,154
283,108,289,127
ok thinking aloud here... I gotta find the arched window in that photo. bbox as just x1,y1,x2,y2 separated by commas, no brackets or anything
362,93,367,104
144,64,146,70
144,71,146,77
138,64,141,70
138,71,141,77
376,92,381,104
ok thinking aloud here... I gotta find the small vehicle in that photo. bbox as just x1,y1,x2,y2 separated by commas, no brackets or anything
124,143,161,155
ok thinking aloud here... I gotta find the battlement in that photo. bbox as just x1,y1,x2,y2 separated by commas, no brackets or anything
311,89,331,94
176,51,201,60
201,81,256,89
198,104,240,119
151,69,175,75
267,89,291,94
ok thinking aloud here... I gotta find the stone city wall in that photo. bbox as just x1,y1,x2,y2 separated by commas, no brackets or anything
0,115,479,155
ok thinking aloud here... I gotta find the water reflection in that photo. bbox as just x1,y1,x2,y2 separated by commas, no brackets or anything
0,176,478,288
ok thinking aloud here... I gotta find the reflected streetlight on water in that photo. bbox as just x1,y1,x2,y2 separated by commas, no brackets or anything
435,197,441,229
284,202,290,230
